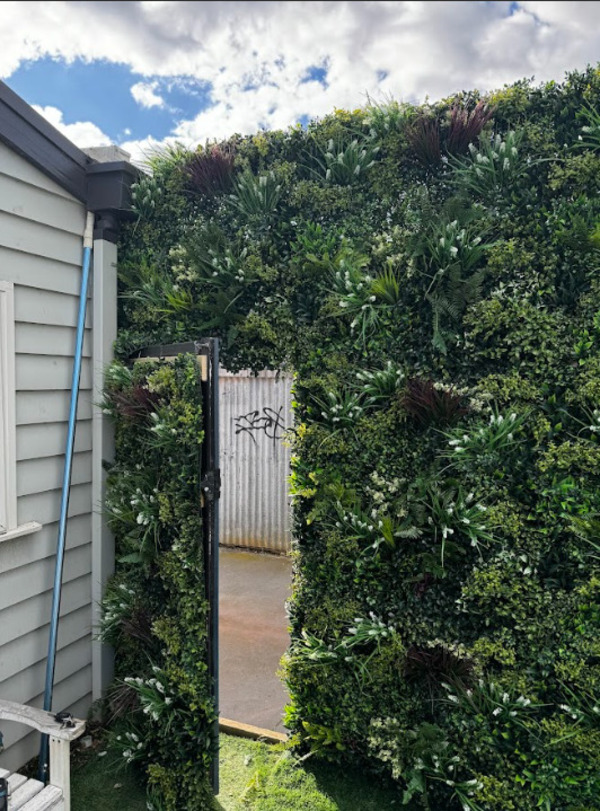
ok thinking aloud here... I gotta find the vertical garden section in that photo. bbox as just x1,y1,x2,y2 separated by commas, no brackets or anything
111,66,600,810
99,354,216,810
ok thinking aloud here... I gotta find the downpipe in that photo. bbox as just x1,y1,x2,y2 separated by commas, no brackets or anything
38,212,95,782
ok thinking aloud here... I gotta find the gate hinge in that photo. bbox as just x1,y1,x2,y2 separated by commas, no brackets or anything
200,469,221,502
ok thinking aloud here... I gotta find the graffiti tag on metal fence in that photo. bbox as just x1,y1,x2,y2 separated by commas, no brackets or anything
234,406,286,444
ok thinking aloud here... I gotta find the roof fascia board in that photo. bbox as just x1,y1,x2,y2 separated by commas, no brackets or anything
0,80,91,202
0,81,139,239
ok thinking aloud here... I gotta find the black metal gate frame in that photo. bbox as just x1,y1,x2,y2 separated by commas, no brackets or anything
131,339,220,793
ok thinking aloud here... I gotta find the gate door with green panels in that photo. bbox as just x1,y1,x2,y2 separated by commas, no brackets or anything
131,338,220,796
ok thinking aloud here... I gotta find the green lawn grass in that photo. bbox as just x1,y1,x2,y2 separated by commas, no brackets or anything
217,735,399,810
71,733,400,810
71,741,147,811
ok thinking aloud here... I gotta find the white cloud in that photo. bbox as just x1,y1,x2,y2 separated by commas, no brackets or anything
32,104,111,148
3,2,600,156
131,80,164,109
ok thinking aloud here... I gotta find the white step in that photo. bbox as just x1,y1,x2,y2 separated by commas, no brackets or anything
9,776,45,810
19,784,63,810
3,774,64,811
8,773,28,796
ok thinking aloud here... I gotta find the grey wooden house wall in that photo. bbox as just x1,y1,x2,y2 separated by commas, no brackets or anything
0,140,94,772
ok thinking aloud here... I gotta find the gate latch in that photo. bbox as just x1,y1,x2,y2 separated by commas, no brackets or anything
200,469,221,502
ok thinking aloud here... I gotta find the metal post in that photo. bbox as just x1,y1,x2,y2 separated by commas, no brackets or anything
199,339,220,794
209,338,220,794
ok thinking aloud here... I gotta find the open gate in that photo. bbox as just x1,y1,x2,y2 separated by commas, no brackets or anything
133,338,220,793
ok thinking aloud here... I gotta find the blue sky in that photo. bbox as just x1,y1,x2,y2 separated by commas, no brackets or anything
8,58,212,143
1,1,599,162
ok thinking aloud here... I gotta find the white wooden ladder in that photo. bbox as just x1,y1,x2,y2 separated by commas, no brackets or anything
0,699,85,811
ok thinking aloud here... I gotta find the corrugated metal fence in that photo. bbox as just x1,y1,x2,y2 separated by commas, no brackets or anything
219,370,292,553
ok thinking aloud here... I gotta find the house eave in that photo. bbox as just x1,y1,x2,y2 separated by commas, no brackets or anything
0,80,138,238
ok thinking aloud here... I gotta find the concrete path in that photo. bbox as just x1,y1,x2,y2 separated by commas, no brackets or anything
219,548,292,734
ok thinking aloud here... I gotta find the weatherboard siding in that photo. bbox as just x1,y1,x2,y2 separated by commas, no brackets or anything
0,142,93,772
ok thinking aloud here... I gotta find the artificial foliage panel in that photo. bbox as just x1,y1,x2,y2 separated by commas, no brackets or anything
111,66,600,809
100,355,215,810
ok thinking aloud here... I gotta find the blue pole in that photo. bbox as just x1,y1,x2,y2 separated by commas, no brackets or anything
39,212,94,782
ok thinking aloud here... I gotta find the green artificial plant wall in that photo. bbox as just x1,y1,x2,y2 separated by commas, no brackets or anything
100,356,215,810
108,66,600,809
